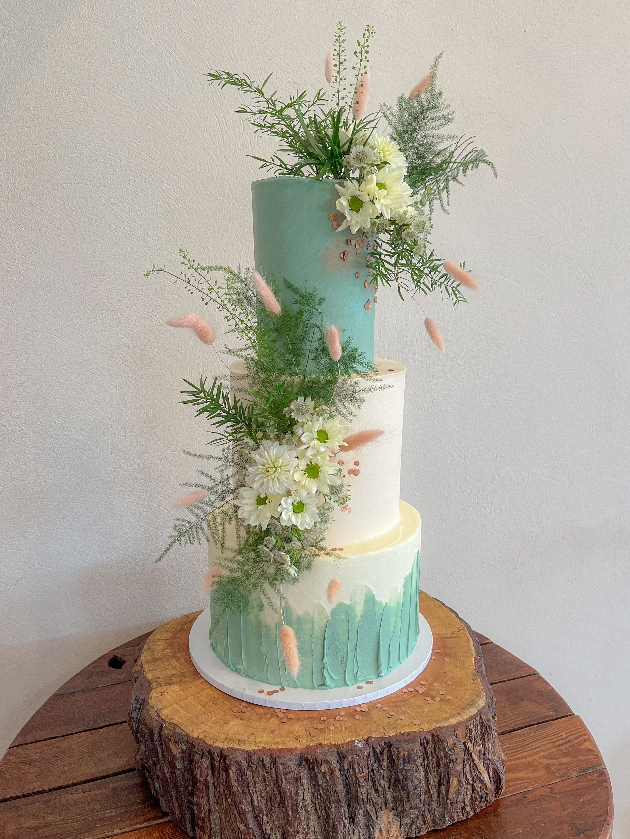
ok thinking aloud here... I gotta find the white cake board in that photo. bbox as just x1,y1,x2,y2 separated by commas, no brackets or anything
189,608,433,710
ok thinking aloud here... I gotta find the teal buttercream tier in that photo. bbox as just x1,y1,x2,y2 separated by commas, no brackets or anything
252,177,375,368
209,501,422,690
210,552,420,690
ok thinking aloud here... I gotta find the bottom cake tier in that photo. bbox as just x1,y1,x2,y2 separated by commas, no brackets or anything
209,501,422,690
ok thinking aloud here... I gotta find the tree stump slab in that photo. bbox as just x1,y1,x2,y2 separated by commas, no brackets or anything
129,593,505,839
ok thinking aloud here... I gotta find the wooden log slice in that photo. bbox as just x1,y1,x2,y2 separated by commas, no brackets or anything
129,593,505,839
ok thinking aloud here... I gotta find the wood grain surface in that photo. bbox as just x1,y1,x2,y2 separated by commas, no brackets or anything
0,604,613,839
128,594,506,838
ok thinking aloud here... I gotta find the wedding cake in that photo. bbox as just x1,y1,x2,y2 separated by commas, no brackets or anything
154,23,492,701
208,177,422,689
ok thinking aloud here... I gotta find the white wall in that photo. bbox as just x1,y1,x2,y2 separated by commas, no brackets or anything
1,0,628,833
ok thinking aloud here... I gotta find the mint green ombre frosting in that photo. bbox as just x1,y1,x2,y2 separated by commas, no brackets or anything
252,177,375,368
210,550,420,689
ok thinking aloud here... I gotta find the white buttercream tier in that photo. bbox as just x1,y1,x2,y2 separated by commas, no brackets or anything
325,359,405,546
229,358,405,546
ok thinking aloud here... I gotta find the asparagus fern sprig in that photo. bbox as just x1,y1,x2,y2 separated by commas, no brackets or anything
381,55,496,211
181,377,262,443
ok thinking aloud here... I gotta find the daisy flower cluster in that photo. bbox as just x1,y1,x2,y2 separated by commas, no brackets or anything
236,397,350,544
335,130,432,255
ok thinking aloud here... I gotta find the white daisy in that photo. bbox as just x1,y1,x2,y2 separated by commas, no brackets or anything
372,165,413,218
247,441,298,495
366,131,407,169
293,454,342,494
286,396,316,424
299,416,350,456
335,181,379,234
343,144,381,171
279,493,320,530
236,486,283,529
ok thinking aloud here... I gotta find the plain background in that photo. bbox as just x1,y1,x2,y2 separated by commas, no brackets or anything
1,0,628,833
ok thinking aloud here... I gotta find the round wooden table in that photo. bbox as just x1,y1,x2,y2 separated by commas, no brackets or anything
0,607,613,839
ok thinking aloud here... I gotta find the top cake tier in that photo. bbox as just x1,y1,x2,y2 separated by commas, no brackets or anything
252,177,375,367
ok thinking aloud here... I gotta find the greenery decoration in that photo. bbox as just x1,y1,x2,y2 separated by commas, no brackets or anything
206,23,495,305
147,253,378,614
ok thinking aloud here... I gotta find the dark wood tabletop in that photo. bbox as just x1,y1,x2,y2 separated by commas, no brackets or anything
0,623,613,839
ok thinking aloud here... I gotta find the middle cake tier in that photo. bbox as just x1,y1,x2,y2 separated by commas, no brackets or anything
230,358,406,547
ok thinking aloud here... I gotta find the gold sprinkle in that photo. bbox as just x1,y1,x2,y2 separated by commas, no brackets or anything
347,239,354,245
446,680,453,685
340,250,349,260
366,680,373,684
445,696,452,700
364,280,370,288
328,725,335,730
364,299,372,311
425,697,432,703
328,213,339,221
258,689,264,694
357,685,364,689
332,221,340,229
356,272,361,278
320,717,327,721
355,715,362,720
266,691,274,696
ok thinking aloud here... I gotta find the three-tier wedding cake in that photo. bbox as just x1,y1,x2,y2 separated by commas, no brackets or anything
207,177,423,691
154,23,492,705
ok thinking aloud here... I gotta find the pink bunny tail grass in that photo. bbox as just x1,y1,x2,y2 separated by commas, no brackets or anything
324,52,334,84
173,490,208,508
200,566,222,595
166,314,216,345
352,71,370,121
343,429,384,451
279,624,300,679
409,73,433,100
253,272,281,316
424,317,445,351
326,325,342,362
327,578,341,603
443,261,479,291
